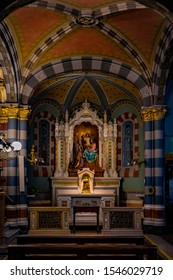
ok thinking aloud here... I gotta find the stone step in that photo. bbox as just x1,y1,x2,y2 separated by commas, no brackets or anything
5,228,19,244
0,228,19,246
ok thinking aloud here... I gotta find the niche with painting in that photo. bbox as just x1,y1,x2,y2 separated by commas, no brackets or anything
69,122,103,176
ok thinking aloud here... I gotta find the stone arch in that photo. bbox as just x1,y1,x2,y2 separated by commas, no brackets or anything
22,57,151,106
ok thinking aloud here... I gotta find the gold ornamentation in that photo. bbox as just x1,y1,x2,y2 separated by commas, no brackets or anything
18,108,30,120
0,118,8,124
0,107,8,117
0,68,7,103
0,106,8,124
0,43,15,101
8,105,19,118
0,105,30,120
27,144,44,165
141,106,167,122
82,174,90,193
76,16,98,26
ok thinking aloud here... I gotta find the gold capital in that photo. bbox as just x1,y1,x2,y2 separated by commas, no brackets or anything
8,105,19,118
18,108,30,120
0,105,30,120
141,106,167,122
0,107,8,124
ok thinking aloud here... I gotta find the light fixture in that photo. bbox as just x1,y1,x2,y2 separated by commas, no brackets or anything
0,132,22,195
27,144,44,165
128,152,145,167
0,132,22,160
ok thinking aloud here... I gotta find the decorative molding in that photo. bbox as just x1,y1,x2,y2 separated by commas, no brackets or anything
102,207,143,235
0,105,30,120
0,107,8,124
75,16,99,27
0,107,8,117
18,108,30,120
141,106,167,122
29,206,70,234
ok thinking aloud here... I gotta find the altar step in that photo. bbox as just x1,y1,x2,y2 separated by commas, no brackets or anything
8,243,157,260
0,224,19,246
5,228,19,245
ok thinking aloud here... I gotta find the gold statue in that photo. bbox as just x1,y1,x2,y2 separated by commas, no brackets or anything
82,174,90,193
27,144,36,165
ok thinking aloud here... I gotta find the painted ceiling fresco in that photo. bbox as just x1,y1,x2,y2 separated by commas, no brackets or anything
0,0,173,113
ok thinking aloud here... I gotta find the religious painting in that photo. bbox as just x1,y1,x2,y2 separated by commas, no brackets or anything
73,122,99,168
68,122,104,177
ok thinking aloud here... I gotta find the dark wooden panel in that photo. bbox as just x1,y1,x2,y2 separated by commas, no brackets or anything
8,243,157,260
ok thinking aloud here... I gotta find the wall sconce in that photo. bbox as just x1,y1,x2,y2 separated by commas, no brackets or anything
128,153,145,167
27,144,44,165
0,132,22,160
0,132,22,196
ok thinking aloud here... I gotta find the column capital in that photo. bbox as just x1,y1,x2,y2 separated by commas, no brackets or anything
0,107,8,124
0,105,30,120
18,108,30,120
141,105,167,122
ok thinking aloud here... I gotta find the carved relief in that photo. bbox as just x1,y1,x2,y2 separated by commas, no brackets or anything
110,211,133,228
39,211,61,228
141,106,167,122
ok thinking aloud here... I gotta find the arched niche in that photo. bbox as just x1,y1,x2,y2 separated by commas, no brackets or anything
78,168,95,193
54,100,118,178
68,101,104,177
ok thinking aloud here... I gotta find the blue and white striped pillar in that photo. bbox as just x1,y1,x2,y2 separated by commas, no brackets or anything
17,107,30,232
5,106,30,232
5,106,18,228
141,106,167,232
0,107,8,190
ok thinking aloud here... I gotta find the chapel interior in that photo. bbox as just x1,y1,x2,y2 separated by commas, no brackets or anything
1,0,173,260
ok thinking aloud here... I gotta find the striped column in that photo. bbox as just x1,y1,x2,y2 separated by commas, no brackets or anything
0,108,8,243
2,106,30,232
0,107,8,190
6,107,18,228
18,107,30,232
141,106,167,232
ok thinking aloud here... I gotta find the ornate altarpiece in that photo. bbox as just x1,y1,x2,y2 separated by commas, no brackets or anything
51,100,121,226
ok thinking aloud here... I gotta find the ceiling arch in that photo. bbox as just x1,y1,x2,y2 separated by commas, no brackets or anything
23,57,150,107
1,0,173,113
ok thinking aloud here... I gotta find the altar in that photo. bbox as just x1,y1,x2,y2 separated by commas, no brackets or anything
51,174,120,226
72,205,100,233
51,100,121,227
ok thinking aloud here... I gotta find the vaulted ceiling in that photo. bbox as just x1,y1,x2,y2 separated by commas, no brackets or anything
1,0,173,116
